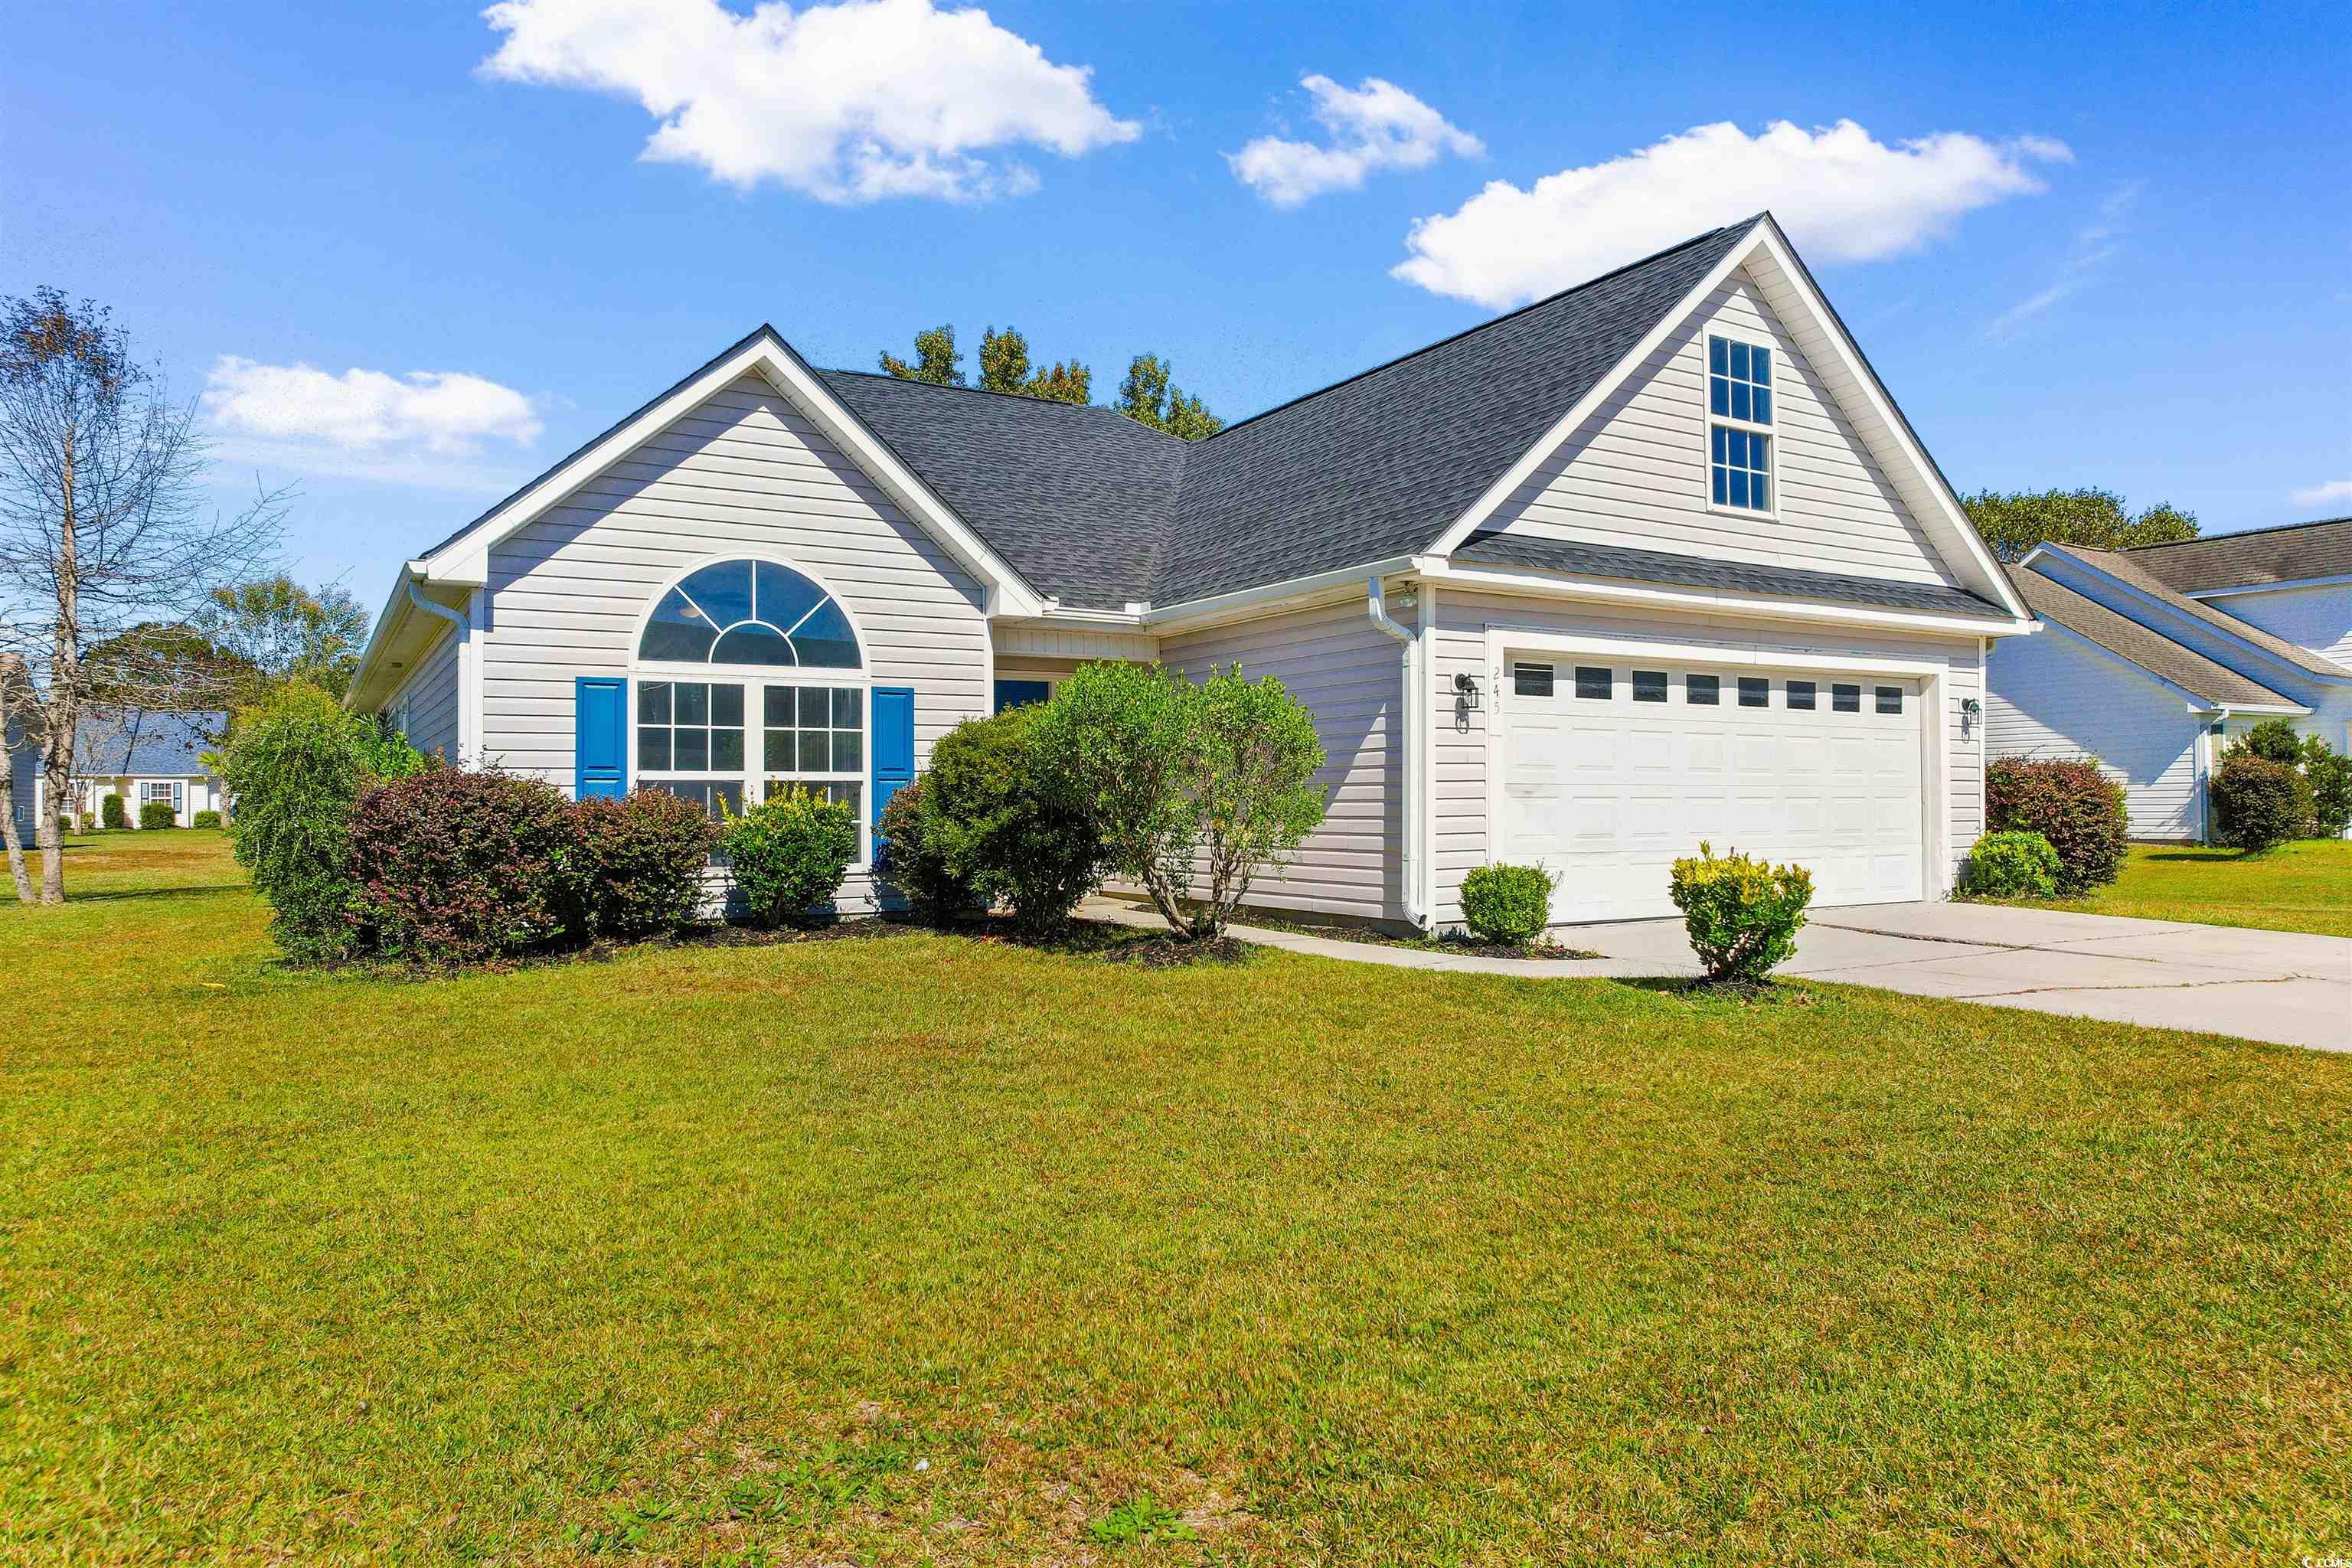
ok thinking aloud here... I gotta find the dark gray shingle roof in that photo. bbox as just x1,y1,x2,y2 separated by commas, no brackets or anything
2043,544,2352,680
1456,531,2008,617
2122,516,2352,594
74,710,224,776
2013,567,2299,708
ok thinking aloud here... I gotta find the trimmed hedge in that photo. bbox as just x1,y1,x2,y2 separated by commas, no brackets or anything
1459,863,1557,946
1958,829,2060,899
1984,758,2127,894
1668,842,1814,982
345,769,583,963
191,808,222,830
725,787,858,927
101,793,126,830
138,799,177,830
2211,754,2301,853
572,789,715,939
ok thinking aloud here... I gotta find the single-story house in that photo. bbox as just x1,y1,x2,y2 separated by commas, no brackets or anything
348,212,2035,929
5,715,37,847
1987,518,2352,840
49,710,230,828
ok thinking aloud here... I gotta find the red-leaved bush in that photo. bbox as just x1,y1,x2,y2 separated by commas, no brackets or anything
345,770,583,963
1984,757,2128,894
571,789,716,938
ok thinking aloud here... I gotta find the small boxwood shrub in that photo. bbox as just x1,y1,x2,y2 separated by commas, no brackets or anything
191,808,222,830
1668,841,1814,982
572,789,715,939
100,793,126,830
876,775,976,925
138,799,177,830
1459,862,1557,946
1958,829,2061,899
1984,758,2127,894
2211,754,2301,853
345,769,583,963
926,707,1104,936
726,787,858,927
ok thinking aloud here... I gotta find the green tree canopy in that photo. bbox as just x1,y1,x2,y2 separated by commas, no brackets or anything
1962,488,2199,564
975,325,1090,406
878,325,1216,436
878,324,962,386
1115,353,1223,441
198,575,371,702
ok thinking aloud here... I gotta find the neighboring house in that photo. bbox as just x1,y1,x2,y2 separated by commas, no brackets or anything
51,710,230,828
347,213,2034,929
1987,517,2352,840
5,714,37,847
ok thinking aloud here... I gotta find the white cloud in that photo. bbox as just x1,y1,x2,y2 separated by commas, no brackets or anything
1229,74,1481,207
202,358,543,491
1393,119,2069,309
2290,479,2352,508
1985,181,2139,341
479,0,1138,203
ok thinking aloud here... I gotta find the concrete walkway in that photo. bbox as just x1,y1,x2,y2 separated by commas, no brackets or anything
1098,900,2352,1052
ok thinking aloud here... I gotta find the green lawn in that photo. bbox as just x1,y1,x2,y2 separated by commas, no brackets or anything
1996,838,2352,938
4,833,2348,1565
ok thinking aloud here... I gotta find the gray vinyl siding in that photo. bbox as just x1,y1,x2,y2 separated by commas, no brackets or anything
477,371,991,914
2204,581,2352,669
5,721,37,843
1485,270,1956,589
1429,587,1981,925
387,628,461,764
1984,626,2206,841
1158,599,1403,923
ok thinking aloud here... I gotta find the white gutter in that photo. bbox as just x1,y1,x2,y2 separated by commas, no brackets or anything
404,579,474,760
1366,576,1427,929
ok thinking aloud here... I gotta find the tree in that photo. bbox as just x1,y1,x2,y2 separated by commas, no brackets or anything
878,324,962,387
0,288,283,903
1115,353,1223,440
1962,487,2199,564
975,325,1089,406
201,575,371,702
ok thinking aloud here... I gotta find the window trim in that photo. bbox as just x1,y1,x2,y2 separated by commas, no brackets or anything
626,553,877,870
1702,328,1780,521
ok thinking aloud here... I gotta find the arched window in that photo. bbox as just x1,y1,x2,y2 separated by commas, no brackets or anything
638,558,861,669
628,557,871,848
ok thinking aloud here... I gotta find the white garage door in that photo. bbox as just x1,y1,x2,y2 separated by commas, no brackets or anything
1501,656,1925,923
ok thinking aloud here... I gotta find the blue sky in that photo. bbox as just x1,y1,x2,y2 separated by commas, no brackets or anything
7,0,2347,606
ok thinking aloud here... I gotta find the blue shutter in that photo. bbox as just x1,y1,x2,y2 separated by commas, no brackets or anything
994,679,1050,714
575,676,628,799
871,686,915,831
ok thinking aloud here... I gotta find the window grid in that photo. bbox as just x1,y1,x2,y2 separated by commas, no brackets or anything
1707,334,1774,513
1709,335,1772,424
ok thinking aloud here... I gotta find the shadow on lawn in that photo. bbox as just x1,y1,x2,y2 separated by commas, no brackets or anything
58,883,249,903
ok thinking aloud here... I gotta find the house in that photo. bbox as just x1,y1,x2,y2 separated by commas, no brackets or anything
51,710,230,828
1987,518,2352,840
347,213,2034,929
5,714,37,847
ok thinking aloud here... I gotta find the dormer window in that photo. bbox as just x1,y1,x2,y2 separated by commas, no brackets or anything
1707,334,1774,513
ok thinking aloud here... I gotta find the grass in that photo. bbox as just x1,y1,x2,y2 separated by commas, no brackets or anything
1984,838,2352,938
3,831,2349,1565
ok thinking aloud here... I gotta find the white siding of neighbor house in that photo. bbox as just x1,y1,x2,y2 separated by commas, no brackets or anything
2196,581,2352,671
1158,599,1403,923
1984,626,2206,841
1484,270,1958,589
6,723,37,842
1428,587,1981,926
476,371,992,913
387,627,462,765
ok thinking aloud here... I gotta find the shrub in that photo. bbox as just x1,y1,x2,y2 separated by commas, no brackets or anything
1984,758,2127,894
875,775,977,925
725,786,857,927
138,799,177,830
2211,754,2301,853
2304,735,2352,838
345,769,583,963
2235,716,2304,766
191,808,222,830
572,789,715,939
1958,829,2061,899
1459,862,1557,946
100,793,126,830
220,682,370,959
1668,841,1814,982
924,708,1102,935
1035,661,1326,939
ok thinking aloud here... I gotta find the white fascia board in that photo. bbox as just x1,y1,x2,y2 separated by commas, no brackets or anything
2190,572,2352,599
1416,556,2030,639
425,331,1044,619
1138,555,1418,637
347,562,464,713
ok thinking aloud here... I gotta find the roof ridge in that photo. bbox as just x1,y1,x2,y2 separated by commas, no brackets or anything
2126,514,2352,550
1200,216,1762,444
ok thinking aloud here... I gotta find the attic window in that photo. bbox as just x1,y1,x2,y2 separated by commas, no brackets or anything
1706,334,1774,514
638,559,861,668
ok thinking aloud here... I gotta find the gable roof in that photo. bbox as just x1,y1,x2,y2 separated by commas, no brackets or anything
2012,567,2300,709
74,710,224,776
2040,544,2352,681
2123,515,2352,594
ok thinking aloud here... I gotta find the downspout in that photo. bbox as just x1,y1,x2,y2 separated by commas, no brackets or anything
1367,577,1427,929
405,578,472,760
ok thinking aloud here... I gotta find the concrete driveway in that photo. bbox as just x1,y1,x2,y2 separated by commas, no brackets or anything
1574,903,2352,1051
